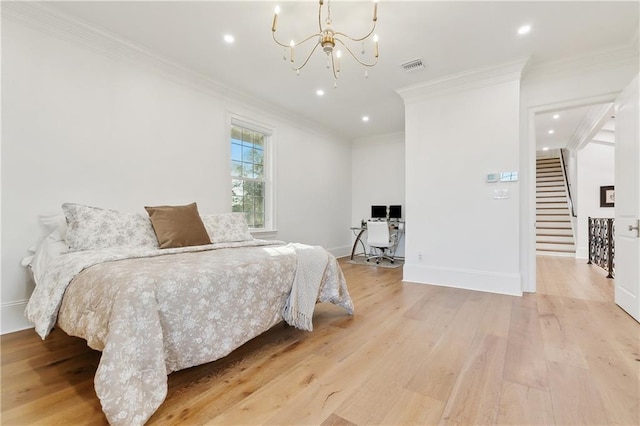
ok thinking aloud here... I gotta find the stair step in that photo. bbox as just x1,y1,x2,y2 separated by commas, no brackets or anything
536,169,563,175
537,181,566,188
536,201,567,205
536,163,562,168
537,229,574,236
536,235,575,244
536,250,576,258
536,208,570,215
537,192,566,197
537,176,564,183
536,216,571,222
537,223,573,229
536,242,576,252
536,159,561,165
536,197,568,203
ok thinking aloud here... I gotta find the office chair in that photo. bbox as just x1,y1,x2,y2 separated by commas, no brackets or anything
366,221,396,264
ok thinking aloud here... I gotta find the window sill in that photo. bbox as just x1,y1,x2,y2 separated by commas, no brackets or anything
250,229,278,240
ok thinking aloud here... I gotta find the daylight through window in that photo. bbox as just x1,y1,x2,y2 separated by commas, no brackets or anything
231,125,266,228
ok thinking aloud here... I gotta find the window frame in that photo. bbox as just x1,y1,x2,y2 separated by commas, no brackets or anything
228,114,276,236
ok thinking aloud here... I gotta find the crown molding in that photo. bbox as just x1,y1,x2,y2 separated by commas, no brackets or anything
524,43,639,83
1,0,349,143
396,58,529,104
566,103,614,151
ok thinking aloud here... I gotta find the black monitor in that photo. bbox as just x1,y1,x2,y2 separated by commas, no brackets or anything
371,205,387,219
389,205,402,219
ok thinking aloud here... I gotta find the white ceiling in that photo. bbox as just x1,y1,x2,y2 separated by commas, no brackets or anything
44,1,639,140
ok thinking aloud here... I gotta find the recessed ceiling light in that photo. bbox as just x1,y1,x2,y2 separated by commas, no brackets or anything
362,116,370,122
316,89,324,96
224,34,235,43
548,129,555,134
518,25,531,35
553,114,560,119
542,147,549,151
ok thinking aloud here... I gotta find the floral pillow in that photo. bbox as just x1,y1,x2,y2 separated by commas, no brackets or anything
201,213,253,243
62,203,159,251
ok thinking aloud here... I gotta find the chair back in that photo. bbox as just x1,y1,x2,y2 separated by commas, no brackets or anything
367,221,390,248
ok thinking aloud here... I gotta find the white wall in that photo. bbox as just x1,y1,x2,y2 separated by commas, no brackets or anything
1,16,352,333
575,143,616,258
399,64,523,296
351,132,405,257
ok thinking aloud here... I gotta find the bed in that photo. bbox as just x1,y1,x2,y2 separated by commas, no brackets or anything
23,203,354,425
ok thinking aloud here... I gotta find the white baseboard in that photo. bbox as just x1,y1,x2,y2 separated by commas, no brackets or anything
329,245,352,259
575,246,589,259
2,300,33,335
402,264,522,296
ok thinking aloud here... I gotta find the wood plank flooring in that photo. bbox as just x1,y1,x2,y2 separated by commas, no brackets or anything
2,256,639,425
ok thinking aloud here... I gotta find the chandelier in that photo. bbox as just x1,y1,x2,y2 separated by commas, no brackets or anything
271,0,379,85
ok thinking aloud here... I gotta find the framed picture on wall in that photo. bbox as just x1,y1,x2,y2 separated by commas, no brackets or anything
600,185,615,207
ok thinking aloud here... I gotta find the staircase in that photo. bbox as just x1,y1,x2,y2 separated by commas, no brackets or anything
536,157,576,256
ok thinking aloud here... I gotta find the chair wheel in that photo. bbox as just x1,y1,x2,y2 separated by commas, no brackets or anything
366,259,370,262
391,260,394,264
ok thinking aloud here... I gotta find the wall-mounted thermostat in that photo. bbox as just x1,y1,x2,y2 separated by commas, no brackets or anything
486,173,499,183
500,171,519,182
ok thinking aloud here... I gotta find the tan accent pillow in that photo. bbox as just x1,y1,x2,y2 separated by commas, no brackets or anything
144,203,211,249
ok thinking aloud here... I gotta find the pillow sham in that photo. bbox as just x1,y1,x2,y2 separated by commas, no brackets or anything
62,203,159,251
145,202,211,249
201,212,253,243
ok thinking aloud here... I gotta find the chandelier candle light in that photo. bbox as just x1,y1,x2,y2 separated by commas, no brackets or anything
272,0,379,86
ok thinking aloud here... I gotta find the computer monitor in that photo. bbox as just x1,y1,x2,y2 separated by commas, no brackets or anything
371,205,387,219
389,205,402,219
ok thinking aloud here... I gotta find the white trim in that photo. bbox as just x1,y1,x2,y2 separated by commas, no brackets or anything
1,300,32,334
397,58,529,103
403,265,522,297
229,114,276,233
327,245,352,259
525,92,623,294
566,103,614,151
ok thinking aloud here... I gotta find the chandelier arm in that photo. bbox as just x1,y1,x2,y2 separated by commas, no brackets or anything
296,32,324,47
334,22,376,42
318,1,324,32
272,31,290,48
273,31,322,49
293,41,322,71
330,51,338,80
335,38,378,67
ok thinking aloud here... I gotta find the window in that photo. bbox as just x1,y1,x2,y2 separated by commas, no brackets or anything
230,120,272,230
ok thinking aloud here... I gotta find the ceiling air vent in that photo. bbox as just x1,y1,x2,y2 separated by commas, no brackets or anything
401,58,426,72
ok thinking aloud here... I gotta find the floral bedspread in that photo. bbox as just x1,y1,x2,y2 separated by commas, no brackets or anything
25,241,353,425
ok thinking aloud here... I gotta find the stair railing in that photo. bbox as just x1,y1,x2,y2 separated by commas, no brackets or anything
587,217,615,278
560,149,576,218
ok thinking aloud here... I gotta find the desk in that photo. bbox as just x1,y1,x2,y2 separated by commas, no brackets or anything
350,221,405,260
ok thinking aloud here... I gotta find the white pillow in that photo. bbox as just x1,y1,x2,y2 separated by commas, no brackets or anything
26,212,67,253
201,213,253,243
62,203,159,251
30,229,69,286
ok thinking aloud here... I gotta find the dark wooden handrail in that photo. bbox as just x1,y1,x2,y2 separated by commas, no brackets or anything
587,217,615,278
560,149,577,218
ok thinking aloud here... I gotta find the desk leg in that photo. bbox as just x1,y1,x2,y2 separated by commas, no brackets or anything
351,229,366,260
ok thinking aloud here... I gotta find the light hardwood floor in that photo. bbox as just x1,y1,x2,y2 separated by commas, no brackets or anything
2,256,639,425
